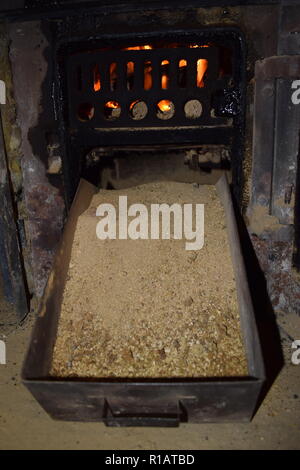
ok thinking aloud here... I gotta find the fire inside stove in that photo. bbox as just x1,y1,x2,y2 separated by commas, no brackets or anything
63,34,243,200
67,40,234,129
92,45,208,110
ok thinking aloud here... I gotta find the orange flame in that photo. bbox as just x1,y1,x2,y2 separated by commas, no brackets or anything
161,60,169,90
158,100,172,112
127,61,134,75
189,44,209,48
161,75,168,89
144,61,152,90
197,59,208,87
106,101,119,109
94,80,101,92
124,46,153,91
123,45,153,50
93,44,209,92
93,64,101,91
129,100,138,111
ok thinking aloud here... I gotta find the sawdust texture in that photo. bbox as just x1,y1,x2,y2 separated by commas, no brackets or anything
50,182,248,378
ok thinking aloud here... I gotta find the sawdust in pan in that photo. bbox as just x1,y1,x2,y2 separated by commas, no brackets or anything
50,182,248,378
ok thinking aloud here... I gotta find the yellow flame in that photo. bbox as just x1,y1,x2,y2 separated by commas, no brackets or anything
144,61,152,90
93,65,101,91
106,101,119,109
124,45,153,50
197,59,208,87
158,100,172,112
94,80,101,92
161,60,169,89
189,44,209,48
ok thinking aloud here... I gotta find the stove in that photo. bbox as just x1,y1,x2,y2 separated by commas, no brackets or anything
0,2,299,335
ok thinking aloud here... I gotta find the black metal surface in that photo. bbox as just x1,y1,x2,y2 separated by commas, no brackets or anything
0,113,28,319
84,146,229,189
22,177,265,425
102,399,186,427
293,132,300,270
0,1,281,21
251,55,300,238
24,379,263,424
58,29,245,204
272,78,300,226
278,4,300,55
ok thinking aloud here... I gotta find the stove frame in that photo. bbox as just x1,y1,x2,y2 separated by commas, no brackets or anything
0,2,299,375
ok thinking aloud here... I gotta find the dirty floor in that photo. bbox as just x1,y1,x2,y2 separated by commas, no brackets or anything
0,308,299,450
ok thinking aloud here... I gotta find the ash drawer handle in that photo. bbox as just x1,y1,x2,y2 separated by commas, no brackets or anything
103,400,187,427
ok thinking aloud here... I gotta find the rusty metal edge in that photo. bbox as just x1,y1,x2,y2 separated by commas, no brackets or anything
22,175,265,383
216,174,265,380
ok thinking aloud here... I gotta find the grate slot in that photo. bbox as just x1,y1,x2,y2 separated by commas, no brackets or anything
126,61,134,91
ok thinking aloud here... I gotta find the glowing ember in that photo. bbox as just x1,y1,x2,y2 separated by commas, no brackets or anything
93,64,101,92
104,101,121,120
129,100,138,111
92,43,210,94
124,45,153,50
161,60,169,90
127,61,134,75
144,60,152,90
106,101,119,109
94,80,101,92
162,75,168,89
197,59,208,87
158,99,172,112
189,44,209,48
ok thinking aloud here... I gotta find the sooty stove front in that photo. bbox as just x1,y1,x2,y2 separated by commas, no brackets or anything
0,1,299,370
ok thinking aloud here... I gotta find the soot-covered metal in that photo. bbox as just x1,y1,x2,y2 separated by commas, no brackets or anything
2,0,300,427
1,1,300,324
59,30,245,204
